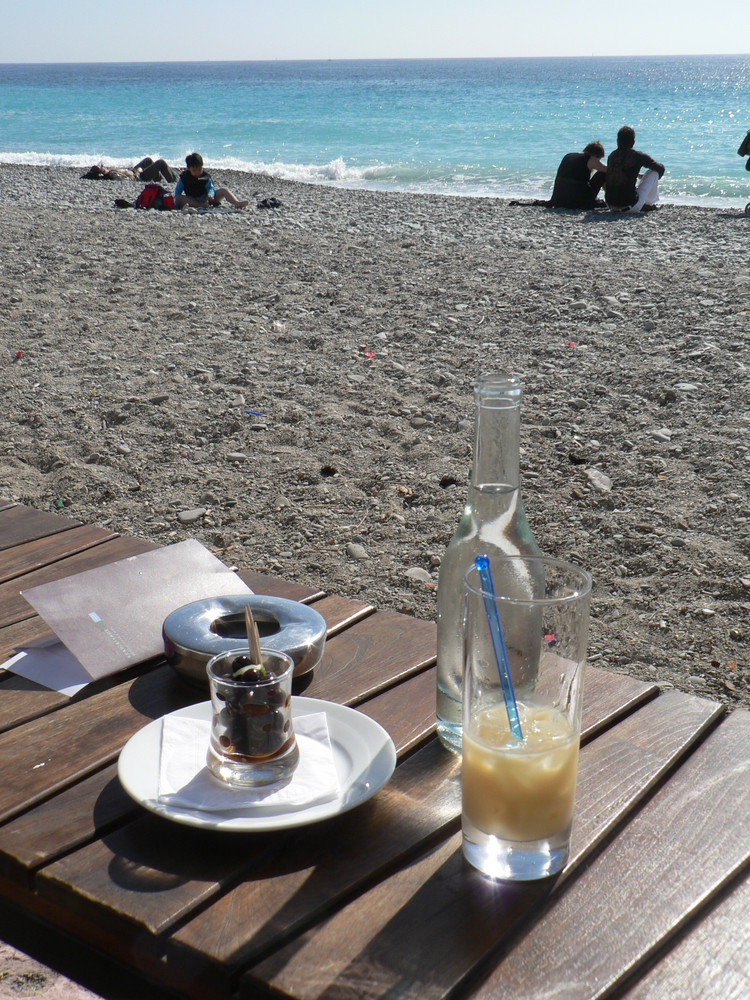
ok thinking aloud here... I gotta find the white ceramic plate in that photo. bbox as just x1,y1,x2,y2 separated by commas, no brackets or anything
117,696,397,832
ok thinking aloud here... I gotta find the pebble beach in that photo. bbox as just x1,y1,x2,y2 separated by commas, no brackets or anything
1,162,749,718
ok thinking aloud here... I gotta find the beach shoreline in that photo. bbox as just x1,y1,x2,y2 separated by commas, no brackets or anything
1,162,749,714
2,156,748,212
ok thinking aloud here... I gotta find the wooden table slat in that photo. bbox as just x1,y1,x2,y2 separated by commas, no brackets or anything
0,504,81,553
0,615,57,661
0,671,71,734
580,665,659,742
241,691,724,1000
0,667,197,825
303,608,436,707
472,708,750,999
621,869,750,1000
0,764,138,884
568,689,725,875
243,833,467,1000
238,569,325,603
360,664,438,757
310,593,376,637
0,897,188,1000
0,880,192,999
0,523,118,585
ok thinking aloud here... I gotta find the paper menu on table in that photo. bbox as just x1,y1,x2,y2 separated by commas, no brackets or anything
19,539,252,682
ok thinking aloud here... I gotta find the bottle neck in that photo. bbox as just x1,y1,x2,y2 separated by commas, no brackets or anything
471,396,521,493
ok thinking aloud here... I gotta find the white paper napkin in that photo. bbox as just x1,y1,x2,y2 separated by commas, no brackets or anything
157,712,340,814
1,642,90,696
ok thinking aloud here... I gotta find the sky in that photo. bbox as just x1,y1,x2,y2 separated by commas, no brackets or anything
1,0,748,63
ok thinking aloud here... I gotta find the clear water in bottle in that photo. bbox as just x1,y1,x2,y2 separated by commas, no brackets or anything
436,374,540,755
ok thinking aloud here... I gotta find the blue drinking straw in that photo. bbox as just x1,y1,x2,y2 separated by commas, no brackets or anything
474,555,523,742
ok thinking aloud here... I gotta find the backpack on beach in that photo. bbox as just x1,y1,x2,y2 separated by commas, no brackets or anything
135,183,174,211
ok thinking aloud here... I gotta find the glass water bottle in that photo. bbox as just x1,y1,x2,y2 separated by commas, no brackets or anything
436,373,541,755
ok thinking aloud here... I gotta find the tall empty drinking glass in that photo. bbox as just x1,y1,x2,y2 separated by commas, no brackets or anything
462,556,592,881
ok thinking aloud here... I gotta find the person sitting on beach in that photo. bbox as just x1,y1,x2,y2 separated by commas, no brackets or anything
605,126,665,213
549,141,607,209
737,130,750,169
174,152,249,209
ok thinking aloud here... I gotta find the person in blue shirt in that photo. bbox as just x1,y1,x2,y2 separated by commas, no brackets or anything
174,152,249,209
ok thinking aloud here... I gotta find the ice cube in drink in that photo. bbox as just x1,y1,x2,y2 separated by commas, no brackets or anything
462,702,579,878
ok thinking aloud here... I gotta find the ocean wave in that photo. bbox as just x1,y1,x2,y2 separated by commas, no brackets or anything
0,150,167,169
216,155,388,184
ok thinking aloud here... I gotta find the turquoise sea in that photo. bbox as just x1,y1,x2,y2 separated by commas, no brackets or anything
1,56,749,208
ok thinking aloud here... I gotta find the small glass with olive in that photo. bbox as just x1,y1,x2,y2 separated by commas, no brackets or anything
206,647,299,789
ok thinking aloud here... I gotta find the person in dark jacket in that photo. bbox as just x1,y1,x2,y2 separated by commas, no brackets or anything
605,126,665,213
174,152,249,209
549,141,607,209
737,130,750,168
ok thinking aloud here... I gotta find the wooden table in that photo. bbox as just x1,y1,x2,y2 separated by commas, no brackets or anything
0,501,748,1000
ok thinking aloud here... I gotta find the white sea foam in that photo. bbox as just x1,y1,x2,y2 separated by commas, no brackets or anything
0,150,165,169
206,155,394,186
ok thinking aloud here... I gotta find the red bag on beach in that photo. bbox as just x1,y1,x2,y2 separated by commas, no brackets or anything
135,183,174,211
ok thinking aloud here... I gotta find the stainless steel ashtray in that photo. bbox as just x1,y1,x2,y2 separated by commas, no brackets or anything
162,594,326,688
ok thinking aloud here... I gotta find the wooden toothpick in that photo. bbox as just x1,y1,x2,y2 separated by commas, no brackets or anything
244,605,263,665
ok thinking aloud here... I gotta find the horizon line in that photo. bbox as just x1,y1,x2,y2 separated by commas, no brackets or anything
1,51,749,67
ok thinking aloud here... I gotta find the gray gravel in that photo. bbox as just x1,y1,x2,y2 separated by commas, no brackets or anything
1,162,749,712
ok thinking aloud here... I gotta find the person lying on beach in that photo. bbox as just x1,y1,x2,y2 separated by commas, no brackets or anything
549,141,607,209
81,164,133,180
132,157,177,182
81,157,177,182
605,126,665,213
174,152,249,209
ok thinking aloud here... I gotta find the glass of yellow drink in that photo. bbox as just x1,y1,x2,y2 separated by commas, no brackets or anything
462,556,591,881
